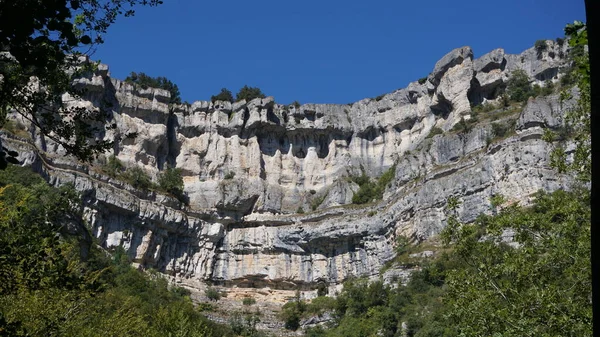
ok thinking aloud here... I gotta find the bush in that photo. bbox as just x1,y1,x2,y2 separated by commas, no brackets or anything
374,94,385,101
121,166,153,190
224,171,235,180
211,88,234,103
158,166,184,197
292,100,301,108
297,207,305,214
352,165,396,205
205,287,221,301
418,77,427,85
242,296,256,306
103,155,124,178
535,39,548,57
506,69,533,102
236,85,266,102
426,127,444,139
124,72,181,104
491,122,509,138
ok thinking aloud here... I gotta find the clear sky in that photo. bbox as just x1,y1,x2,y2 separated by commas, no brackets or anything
92,0,586,105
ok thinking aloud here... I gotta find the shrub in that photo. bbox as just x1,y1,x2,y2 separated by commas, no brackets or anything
506,69,533,102
418,77,427,85
352,165,395,204
297,207,305,214
311,194,326,211
242,296,256,306
236,85,266,102
426,127,444,139
491,122,509,138
535,39,548,56
224,171,235,180
158,166,184,196
211,88,234,102
374,94,385,101
121,166,153,190
103,155,124,178
205,287,221,301
292,100,301,108
125,72,181,104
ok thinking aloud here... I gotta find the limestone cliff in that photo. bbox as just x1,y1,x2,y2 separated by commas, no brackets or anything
2,39,574,290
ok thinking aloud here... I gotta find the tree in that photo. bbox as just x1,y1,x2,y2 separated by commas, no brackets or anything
211,88,234,103
0,0,163,168
158,166,184,196
236,85,266,102
124,72,181,104
440,190,591,336
506,68,534,102
548,21,590,182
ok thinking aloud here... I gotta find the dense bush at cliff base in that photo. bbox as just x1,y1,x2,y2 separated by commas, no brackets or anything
288,188,591,337
0,165,234,337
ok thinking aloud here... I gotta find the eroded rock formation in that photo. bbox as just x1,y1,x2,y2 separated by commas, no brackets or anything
2,39,574,290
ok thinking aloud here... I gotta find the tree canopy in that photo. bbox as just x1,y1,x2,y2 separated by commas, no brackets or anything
0,0,163,168
124,72,181,104
235,85,266,102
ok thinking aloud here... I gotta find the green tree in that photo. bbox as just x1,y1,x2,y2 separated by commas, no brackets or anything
121,166,152,190
0,0,163,168
548,21,590,182
440,190,591,336
236,85,266,102
506,68,534,102
211,88,234,102
124,72,181,104
158,166,184,196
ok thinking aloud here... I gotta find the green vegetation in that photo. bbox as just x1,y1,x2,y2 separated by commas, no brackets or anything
121,166,153,190
242,296,256,306
297,207,305,214
211,88,234,103
292,101,301,108
158,166,185,199
547,20,590,182
0,1,163,165
0,165,234,337
125,72,182,104
311,193,327,211
224,171,236,180
374,94,385,101
351,165,396,204
418,77,427,85
506,68,535,102
103,155,125,178
534,39,548,57
205,287,221,302
236,86,266,102
425,126,443,139
292,189,590,337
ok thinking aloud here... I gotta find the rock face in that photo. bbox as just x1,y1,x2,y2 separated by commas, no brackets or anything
2,39,574,289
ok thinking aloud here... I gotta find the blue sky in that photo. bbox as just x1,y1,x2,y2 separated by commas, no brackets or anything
93,0,585,105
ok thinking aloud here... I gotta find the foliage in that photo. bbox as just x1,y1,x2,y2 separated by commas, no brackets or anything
547,21,590,182
0,0,163,166
297,206,305,214
211,88,234,103
103,155,125,178
418,77,427,85
205,287,221,302
351,165,395,204
236,86,266,102
440,189,591,336
450,117,475,134
124,72,181,104
425,126,444,139
242,296,256,306
311,193,327,211
224,171,235,180
292,101,301,108
506,69,535,102
279,292,307,331
158,166,184,197
471,101,497,114
0,165,232,337
534,39,548,56
374,94,385,101
121,166,153,190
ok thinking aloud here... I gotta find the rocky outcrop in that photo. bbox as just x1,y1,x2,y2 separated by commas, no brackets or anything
2,40,575,290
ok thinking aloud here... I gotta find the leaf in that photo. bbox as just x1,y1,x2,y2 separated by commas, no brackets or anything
80,35,92,45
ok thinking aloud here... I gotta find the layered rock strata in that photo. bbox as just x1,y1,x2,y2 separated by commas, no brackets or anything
3,39,574,288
